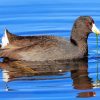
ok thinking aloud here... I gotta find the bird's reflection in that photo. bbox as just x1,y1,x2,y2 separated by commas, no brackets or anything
0,58,96,98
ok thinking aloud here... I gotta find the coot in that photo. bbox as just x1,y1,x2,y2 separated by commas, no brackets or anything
0,16,100,61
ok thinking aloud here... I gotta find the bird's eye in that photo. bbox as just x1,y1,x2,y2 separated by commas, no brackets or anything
85,20,89,27
85,20,93,27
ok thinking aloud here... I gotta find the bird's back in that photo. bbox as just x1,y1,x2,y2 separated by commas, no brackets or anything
0,30,79,61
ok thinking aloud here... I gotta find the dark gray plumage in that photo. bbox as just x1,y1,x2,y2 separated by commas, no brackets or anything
0,16,99,61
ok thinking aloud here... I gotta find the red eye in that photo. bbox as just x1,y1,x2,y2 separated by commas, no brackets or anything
85,20,89,27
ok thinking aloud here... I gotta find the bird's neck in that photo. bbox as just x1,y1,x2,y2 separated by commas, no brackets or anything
70,28,89,57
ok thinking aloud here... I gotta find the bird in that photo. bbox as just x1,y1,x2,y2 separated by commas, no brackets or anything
0,16,100,62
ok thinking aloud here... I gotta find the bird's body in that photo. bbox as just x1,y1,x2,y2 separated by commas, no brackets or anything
0,33,81,61
0,16,100,61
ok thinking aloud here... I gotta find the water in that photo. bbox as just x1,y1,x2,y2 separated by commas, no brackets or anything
0,0,100,99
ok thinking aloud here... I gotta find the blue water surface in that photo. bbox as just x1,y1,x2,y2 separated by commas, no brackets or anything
0,0,100,100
